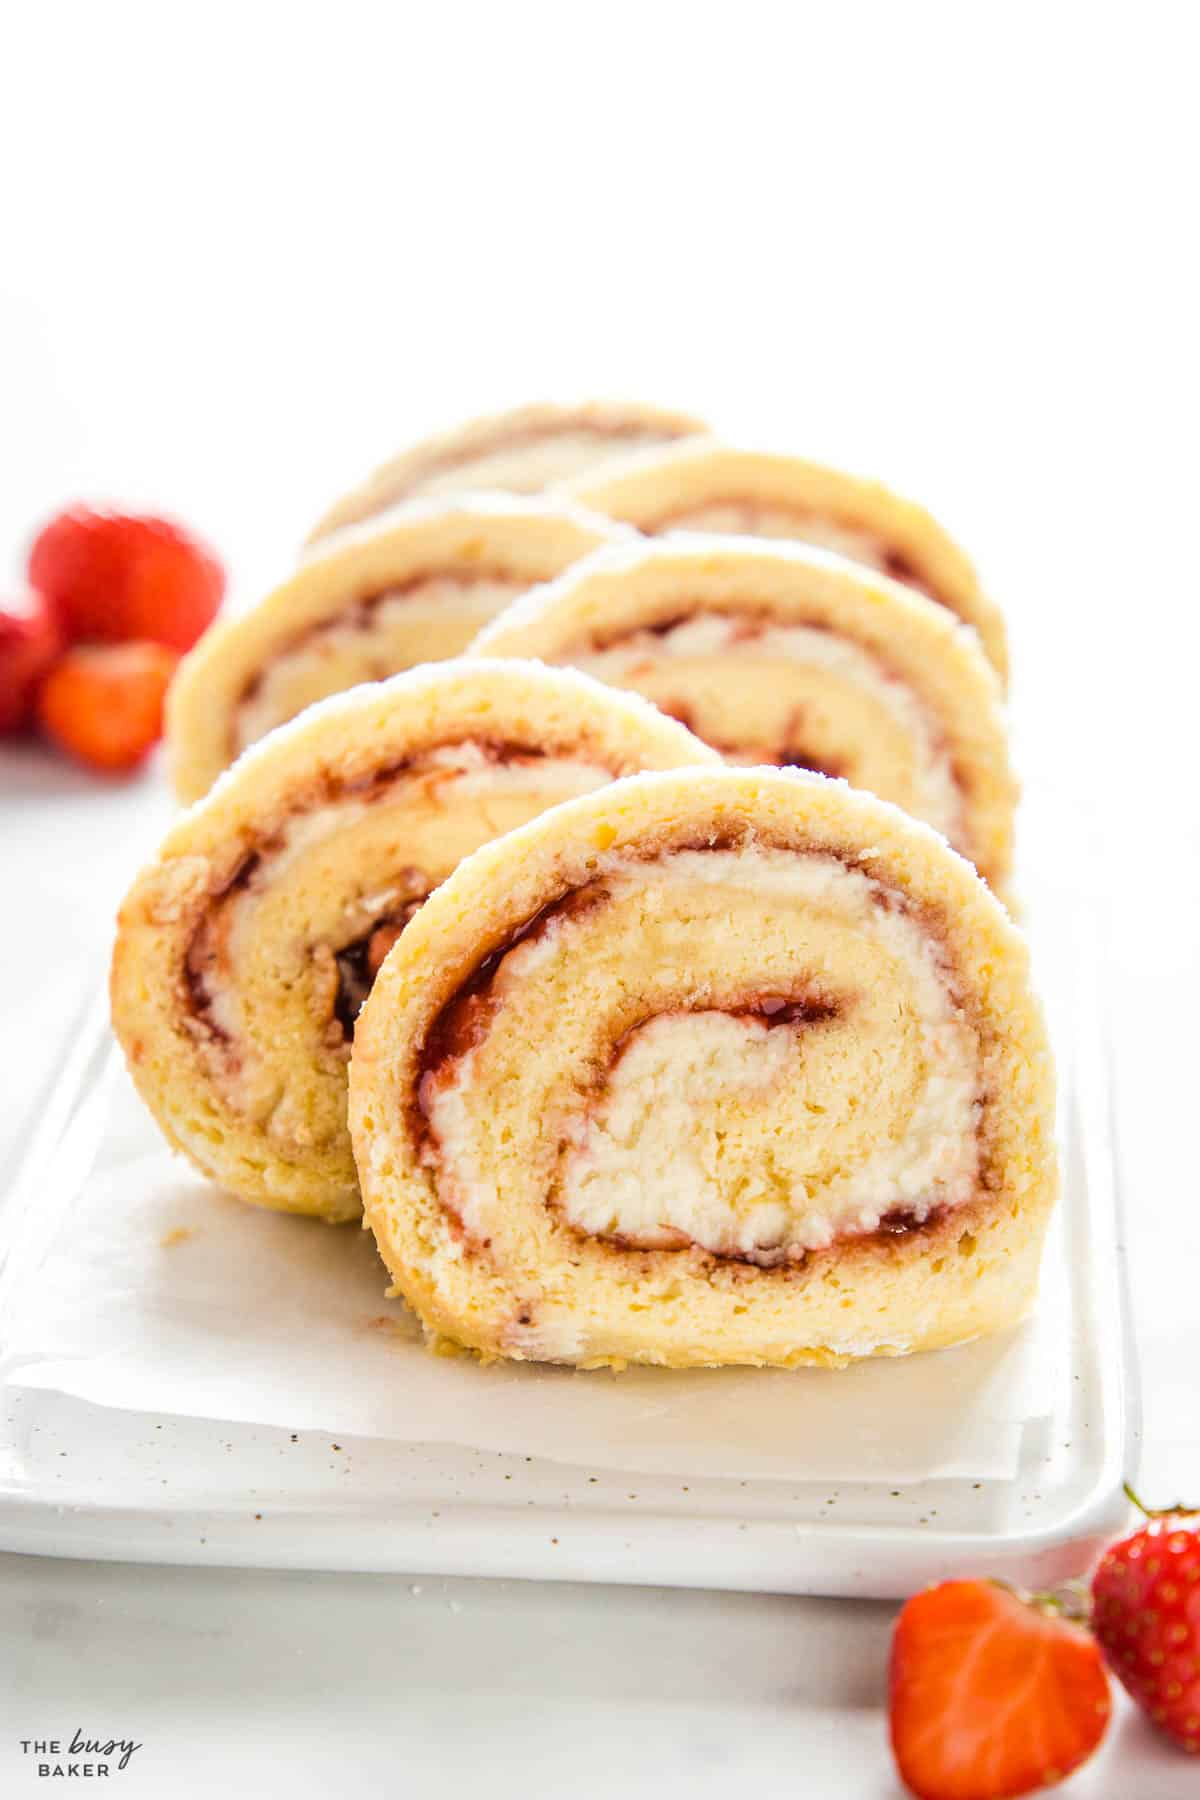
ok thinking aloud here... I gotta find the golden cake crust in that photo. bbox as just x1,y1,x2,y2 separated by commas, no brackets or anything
113,661,719,1221
472,536,1016,895
562,440,1009,684
350,767,1056,1369
306,400,709,542
167,494,626,803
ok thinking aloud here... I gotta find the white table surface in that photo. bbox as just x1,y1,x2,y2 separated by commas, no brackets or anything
3,4,1198,1793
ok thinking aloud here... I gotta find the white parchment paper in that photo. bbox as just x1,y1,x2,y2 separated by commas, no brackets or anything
0,1060,1066,1484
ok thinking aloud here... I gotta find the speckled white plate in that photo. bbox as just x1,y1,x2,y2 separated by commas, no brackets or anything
0,890,1136,1599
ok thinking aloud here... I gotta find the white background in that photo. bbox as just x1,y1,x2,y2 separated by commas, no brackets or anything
2,2,1198,1794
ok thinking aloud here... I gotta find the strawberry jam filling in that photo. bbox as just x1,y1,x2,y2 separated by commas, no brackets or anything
415,842,987,1264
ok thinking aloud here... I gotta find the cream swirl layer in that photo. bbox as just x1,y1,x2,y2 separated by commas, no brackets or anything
419,846,980,1264
567,615,963,845
233,574,524,754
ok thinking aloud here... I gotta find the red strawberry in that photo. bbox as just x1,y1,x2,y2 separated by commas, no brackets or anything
37,641,179,774
889,1578,1111,1800
0,592,63,733
29,506,225,652
1092,1487,1200,1753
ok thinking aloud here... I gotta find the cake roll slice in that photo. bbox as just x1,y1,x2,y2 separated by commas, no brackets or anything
473,537,1015,895
350,766,1057,1369
168,495,624,803
564,441,1008,684
111,661,718,1222
307,401,708,542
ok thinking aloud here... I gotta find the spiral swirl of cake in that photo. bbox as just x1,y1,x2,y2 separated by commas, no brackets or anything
563,440,1008,684
350,767,1056,1368
306,401,708,542
473,537,1015,895
167,495,626,803
112,662,718,1221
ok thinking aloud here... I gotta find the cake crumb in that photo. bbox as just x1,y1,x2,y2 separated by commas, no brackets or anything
160,1226,195,1248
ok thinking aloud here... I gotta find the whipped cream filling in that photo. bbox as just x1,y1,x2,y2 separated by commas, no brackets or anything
571,615,961,842
233,575,524,753
422,848,980,1262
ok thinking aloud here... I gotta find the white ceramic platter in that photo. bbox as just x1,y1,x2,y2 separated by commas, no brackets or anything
0,883,1136,1599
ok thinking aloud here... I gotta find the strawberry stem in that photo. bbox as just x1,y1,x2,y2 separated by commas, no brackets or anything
1123,1480,1199,1520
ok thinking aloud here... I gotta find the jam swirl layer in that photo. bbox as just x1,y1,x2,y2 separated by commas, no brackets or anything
415,843,984,1268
